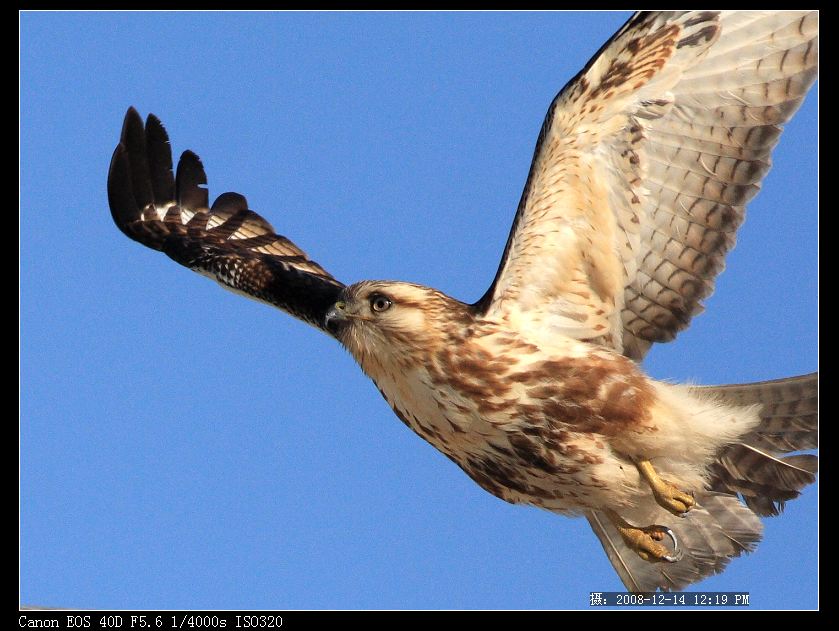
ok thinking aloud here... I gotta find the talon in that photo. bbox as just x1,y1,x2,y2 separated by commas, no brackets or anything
660,527,681,562
636,459,696,516
607,511,682,564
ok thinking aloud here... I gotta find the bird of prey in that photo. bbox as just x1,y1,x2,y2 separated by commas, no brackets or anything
108,11,818,592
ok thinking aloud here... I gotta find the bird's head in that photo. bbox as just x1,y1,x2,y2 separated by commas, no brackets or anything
325,281,471,368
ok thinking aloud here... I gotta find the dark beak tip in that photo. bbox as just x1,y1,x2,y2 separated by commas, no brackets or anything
324,305,346,333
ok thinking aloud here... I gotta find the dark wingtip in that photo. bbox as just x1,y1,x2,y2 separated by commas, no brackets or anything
107,141,139,237
108,108,175,251
145,112,175,204
119,106,155,210
109,108,144,238
211,192,249,213
145,113,170,155
121,107,144,146
176,150,209,210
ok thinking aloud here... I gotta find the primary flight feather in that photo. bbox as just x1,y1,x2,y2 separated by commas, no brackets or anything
108,10,818,592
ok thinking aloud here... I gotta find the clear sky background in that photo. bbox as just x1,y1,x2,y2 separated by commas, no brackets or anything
21,11,817,610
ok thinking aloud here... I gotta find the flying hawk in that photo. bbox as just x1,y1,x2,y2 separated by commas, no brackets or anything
108,11,818,592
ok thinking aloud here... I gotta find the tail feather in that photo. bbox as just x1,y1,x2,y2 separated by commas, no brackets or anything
717,444,817,491
697,373,818,453
702,374,818,516
587,493,762,592
587,510,645,593
589,373,817,591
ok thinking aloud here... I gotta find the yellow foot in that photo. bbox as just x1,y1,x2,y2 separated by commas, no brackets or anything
636,459,695,517
608,510,682,563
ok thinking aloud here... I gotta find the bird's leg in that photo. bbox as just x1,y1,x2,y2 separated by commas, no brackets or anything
607,510,681,563
635,458,695,516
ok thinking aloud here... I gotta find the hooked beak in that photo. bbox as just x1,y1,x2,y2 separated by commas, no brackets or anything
324,300,348,333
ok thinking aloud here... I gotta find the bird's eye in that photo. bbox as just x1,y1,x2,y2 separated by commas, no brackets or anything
369,294,393,313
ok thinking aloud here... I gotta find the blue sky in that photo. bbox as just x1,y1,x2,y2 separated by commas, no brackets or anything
21,11,817,610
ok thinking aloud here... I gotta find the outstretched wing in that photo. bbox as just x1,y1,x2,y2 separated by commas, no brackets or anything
108,107,344,333
474,11,818,360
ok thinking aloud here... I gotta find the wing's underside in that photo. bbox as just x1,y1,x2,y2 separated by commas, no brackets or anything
475,11,818,360
108,108,344,332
